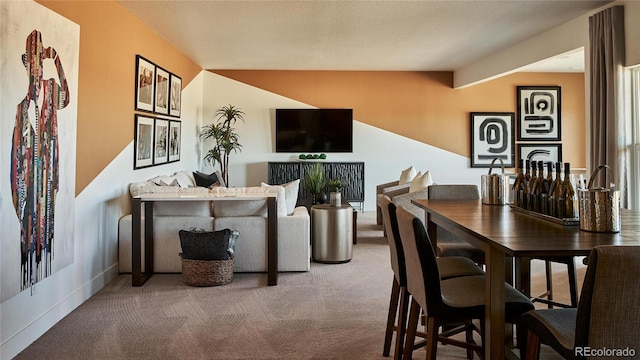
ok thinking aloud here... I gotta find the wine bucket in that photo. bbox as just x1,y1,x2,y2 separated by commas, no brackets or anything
481,158,510,205
578,165,620,232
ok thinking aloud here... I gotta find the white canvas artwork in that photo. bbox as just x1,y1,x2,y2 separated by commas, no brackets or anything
0,0,79,301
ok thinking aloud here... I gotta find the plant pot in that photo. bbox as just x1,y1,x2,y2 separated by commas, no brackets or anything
330,192,341,207
314,193,328,205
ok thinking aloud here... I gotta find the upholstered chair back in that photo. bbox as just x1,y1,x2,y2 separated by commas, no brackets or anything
377,194,406,286
396,205,442,314
575,245,640,350
428,184,479,200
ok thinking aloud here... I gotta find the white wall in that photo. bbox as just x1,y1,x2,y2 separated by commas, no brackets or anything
0,72,204,360
201,71,490,211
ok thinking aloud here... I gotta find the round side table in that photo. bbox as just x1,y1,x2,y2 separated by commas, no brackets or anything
311,204,354,263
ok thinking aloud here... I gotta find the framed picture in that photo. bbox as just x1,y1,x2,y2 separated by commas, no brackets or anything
154,66,170,115
153,118,169,165
135,55,156,113
134,115,154,169
470,112,515,168
169,73,182,117
168,120,181,162
517,143,562,165
517,86,561,141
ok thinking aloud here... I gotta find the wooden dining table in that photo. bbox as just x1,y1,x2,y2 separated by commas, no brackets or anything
411,199,640,359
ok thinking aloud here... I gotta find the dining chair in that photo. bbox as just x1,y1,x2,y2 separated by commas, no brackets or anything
395,205,535,359
378,195,485,359
426,185,485,264
521,245,640,360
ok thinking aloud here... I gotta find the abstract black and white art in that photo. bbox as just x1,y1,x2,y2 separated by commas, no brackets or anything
517,86,561,141
470,112,515,168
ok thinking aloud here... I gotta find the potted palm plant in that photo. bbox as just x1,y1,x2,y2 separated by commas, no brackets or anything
200,105,245,185
304,163,327,205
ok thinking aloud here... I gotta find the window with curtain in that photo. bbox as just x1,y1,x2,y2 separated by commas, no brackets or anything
632,67,640,210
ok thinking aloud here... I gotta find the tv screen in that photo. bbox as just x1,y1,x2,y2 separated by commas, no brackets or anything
275,109,353,153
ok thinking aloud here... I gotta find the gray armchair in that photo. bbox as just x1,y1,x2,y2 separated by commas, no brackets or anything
375,180,411,225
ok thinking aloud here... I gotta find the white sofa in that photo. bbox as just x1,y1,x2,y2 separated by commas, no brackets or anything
118,172,310,273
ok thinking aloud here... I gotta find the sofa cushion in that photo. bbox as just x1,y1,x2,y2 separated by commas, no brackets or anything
261,179,299,215
172,171,196,187
399,166,417,184
210,186,287,217
179,228,236,261
409,171,433,193
193,171,225,188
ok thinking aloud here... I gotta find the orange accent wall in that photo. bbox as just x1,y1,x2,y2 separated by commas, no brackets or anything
38,1,201,195
211,70,585,168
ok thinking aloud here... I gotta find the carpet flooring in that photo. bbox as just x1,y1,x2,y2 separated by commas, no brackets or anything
15,212,583,359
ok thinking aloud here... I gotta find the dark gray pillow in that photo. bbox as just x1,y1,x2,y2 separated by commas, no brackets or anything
193,171,220,188
179,229,236,260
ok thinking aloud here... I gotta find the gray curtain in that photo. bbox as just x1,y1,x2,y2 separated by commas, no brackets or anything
589,6,630,207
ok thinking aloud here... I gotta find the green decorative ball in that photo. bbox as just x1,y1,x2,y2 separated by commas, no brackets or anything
305,154,314,159
313,154,320,159
319,153,327,159
299,154,306,159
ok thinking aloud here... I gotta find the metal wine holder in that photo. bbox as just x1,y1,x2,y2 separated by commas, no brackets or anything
482,158,510,205
578,165,620,233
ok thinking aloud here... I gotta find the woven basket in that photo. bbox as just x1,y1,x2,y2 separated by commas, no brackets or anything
180,254,234,286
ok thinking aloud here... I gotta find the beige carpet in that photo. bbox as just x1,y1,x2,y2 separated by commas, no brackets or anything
15,212,583,359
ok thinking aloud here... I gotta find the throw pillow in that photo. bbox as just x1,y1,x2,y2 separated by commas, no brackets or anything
399,166,417,184
409,171,434,193
149,175,179,187
172,171,195,187
261,179,300,215
179,228,236,261
193,171,226,188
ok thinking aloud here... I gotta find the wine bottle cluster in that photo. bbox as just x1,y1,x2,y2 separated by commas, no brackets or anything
512,159,578,219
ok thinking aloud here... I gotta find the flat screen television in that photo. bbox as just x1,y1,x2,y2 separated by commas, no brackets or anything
275,108,353,153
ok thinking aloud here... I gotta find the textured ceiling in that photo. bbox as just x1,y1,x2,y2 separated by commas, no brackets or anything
118,0,611,72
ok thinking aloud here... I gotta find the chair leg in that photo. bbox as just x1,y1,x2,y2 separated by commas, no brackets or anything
394,287,410,360
567,258,578,307
403,298,420,360
384,278,401,357
544,260,554,309
425,317,439,360
465,321,474,360
525,329,541,360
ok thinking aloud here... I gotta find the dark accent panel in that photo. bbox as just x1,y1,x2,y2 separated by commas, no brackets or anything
268,161,365,210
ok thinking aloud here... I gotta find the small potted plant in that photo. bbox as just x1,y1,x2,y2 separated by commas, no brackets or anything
327,178,343,207
304,163,328,205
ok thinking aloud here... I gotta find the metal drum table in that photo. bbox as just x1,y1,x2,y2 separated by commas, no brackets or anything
311,204,354,263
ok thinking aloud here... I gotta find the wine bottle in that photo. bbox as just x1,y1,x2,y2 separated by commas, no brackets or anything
563,163,576,218
539,161,552,214
529,161,539,212
549,162,562,217
512,159,524,207
522,159,531,209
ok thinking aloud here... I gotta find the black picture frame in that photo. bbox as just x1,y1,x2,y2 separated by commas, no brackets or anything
135,55,156,113
153,118,169,165
470,112,515,168
517,86,561,141
134,115,154,169
517,143,563,165
168,120,181,163
154,66,170,115
169,73,182,117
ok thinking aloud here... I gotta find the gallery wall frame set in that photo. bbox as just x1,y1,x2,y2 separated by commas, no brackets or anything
135,55,181,117
470,112,515,168
134,114,181,169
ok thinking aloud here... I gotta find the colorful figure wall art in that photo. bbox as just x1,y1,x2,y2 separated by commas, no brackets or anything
10,30,69,291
